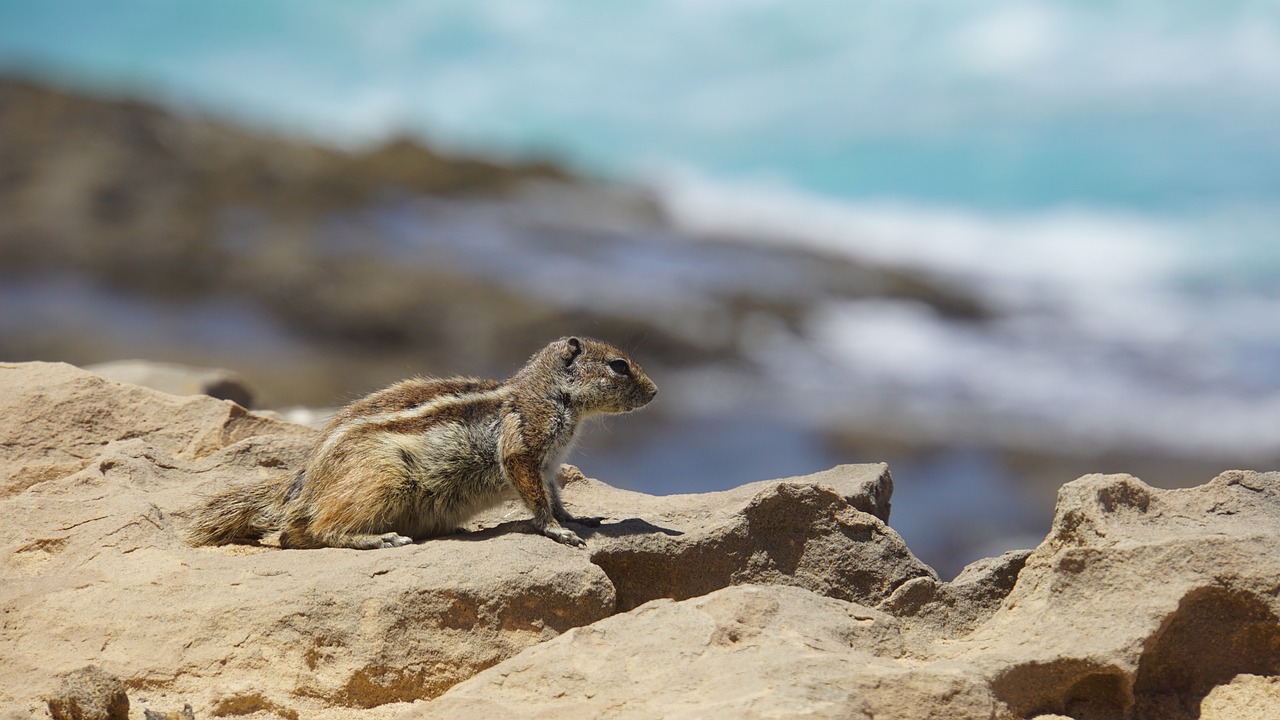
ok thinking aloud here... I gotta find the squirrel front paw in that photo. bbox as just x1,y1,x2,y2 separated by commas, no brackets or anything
539,523,587,548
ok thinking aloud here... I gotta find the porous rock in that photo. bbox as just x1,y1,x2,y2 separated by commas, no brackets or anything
46,666,128,720
407,471,1280,720
0,361,305,498
559,463,932,611
965,471,1280,720
880,548,1033,638
399,584,998,720
1200,674,1280,720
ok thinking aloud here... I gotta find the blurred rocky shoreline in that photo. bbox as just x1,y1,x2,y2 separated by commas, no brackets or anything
0,76,984,406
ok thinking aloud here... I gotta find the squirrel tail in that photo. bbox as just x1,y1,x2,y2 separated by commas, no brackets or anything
185,476,292,546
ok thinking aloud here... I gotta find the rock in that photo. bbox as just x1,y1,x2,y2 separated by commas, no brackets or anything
46,666,128,720
399,584,997,720
0,358,308,504
568,464,933,612
1200,675,1280,720
0,361,308,496
408,471,1280,720
957,471,1280,720
880,548,1032,637
85,359,255,408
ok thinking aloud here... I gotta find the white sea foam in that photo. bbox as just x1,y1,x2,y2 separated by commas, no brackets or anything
654,170,1181,291
651,170,1280,458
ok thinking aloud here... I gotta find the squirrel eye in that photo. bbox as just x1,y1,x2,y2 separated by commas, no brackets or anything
608,359,632,377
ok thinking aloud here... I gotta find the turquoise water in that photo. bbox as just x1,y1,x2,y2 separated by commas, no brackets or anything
3,1,1279,213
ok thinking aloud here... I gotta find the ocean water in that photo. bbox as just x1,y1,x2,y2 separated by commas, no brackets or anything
3,1,1280,573
4,1,1280,211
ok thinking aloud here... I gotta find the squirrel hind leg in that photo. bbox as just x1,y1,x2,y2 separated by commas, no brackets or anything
279,523,414,550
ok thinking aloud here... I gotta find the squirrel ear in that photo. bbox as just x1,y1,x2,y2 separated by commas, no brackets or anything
562,337,583,366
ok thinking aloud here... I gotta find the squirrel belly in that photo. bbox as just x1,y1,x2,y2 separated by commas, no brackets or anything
185,337,657,550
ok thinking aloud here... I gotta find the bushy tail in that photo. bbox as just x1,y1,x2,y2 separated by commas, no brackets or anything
185,479,288,546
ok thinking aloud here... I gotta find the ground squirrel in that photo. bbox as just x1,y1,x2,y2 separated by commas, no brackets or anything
186,337,657,549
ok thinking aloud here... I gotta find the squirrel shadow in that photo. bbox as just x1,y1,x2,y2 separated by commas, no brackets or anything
576,517,684,539
446,517,683,543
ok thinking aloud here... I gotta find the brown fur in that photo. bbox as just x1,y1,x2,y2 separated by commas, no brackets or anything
185,337,657,550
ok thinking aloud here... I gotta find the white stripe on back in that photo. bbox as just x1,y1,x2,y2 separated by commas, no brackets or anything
313,386,512,462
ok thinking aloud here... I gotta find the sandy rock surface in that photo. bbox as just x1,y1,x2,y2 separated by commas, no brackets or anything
545,463,930,611
3,360,1279,719
1199,674,1280,720
403,583,996,720
960,470,1280,719
405,469,1280,720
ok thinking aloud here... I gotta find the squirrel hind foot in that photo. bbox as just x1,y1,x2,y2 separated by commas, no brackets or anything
281,529,414,550
354,532,415,550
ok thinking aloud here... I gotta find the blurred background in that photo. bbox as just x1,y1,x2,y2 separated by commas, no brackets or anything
2,1,1279,577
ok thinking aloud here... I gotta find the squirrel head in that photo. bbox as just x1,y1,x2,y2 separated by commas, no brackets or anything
546,336,658,415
